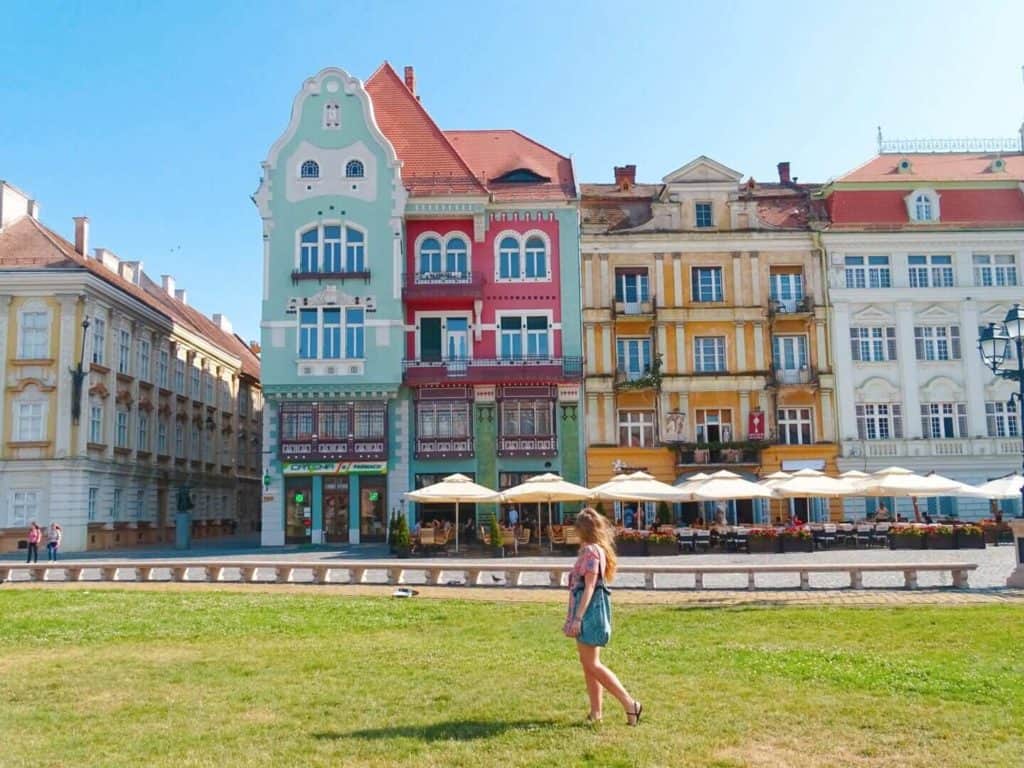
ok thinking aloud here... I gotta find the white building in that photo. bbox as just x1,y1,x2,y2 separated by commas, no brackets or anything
821,148,1024,519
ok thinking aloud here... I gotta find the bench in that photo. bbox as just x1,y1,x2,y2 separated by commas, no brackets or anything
0,560,979,591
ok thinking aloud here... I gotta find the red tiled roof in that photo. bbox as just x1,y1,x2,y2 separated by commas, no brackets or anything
444,130,575,201
838,153,1024,183
365,63,487,197
0,216,260,379
827,189,1024,228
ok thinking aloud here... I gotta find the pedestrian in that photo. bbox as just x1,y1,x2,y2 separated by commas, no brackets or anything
507,506,519,528
26,522,41,563
46,523,62,561
563,507,642,726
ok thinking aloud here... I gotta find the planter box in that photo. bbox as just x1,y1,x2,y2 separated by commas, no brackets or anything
889,534,924,549
617,541,646,557
955,531,985,549
781,537,813,553
646,541,678,557
983,527,999,544
926,533,956,550
748,536,781,554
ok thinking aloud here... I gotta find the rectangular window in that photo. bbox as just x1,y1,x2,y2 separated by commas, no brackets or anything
175,424,184,457
778,407,814,445
845,255,891,288
300,228,319,273
89,405,103,444
87,487,98,522
616,337,652,380
135,488,145,520
524,238,546,278
322,225,342,272
908,254,954,288
345,227,365,273
322,308,342,359
692,267,723,302
920,402,968,439
618,410,655,447
417,401,471,439
116,410,129,448
205,373,214,405
91,317,106,365
769,270,804,311
118,329,132,375
345,308,365,359
191,366,200,398
771,335,808,371
353,404,386,439
850,326,898,362
614,269,650,306
138,339,151,381
157,349,169,388
138,413,149,451
986,401,1019,437
175,358,186,394
694,202,713,228
499,238,521,280
500,399,553,436
18,311,49,359
974,254,1018,287
9,490,40,527
299,309,318,359
855,403,903,440
112,488,122,521
282,407,315,441
15,402,45,442
695,409,732,443
694,336,727,373
158,421,168,454
914,325,961,361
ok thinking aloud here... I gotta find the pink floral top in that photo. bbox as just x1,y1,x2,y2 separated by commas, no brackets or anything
564,544,605,632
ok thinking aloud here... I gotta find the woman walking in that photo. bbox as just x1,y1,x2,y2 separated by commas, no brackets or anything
46,522,62,561
26,522,41,563
563,507,642,725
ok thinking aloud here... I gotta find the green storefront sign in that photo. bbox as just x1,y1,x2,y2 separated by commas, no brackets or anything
282,461,387,476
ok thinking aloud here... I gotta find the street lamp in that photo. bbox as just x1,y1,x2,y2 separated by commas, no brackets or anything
978,304,1024,510
70,317,91,423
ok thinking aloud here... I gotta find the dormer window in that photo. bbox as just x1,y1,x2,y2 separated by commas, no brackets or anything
345,160,364,178
991,157,1006,172
897,158,913,174
300,160,320,179
905,188,940,223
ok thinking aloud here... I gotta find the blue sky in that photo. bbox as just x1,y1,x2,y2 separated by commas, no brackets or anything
2,0,1022,340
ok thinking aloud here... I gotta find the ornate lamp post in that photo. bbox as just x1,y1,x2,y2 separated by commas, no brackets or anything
69,317,91,423
977,304,1024,587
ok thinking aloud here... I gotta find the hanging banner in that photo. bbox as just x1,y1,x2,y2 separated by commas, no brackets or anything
748,409,765,441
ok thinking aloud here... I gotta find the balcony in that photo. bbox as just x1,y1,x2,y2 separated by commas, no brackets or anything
291,268,372,283
841,437,1022,461
402,356,583,385
768,365,818,388
498,434,557,457
768,295,814,320
676,443,761,467
613,295,656,320
415,436,474,459
402,271,485,304
280,437,387,462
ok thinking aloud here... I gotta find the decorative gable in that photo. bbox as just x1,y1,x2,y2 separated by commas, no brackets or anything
851,305,896,324
915,304,959,323
662,156,743,185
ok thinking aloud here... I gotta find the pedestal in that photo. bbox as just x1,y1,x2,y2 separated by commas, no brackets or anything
1007,520,1024,588
175,512,192,550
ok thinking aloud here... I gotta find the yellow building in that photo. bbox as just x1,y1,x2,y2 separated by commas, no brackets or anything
0,181,263,552
581,159,839,523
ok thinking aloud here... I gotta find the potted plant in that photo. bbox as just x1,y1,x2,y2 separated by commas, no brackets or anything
889,524,925,549
656,501,672,527
781,526,813,553
616,528,647,556
390,513,412,558
747,527,781,554
646,531,677,556
955,523,985,549
924,524,955,550
489,514,504,557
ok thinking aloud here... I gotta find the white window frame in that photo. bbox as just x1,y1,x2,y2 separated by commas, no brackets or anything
158,420,168,454
157,348,169,388
91,316,106,366
695,409,733,443
495,310,552,360
908,254,954,288
416,400,472,439
112,488,123,521
138,338,151,382
414,231,473,280
300,160,319,179
614,269,650,305
905,188,940,222
855,403,904,440
138,412,150,452
116,409,130,449
17,308,50,359
8,489,41,527
844,255,892,289
694,336,727,373
694,201,713,228
986,400,1019,437
89,404,103,444
87,487,98,522
298,305,366,360
117,328,132,375
618,410,656,447
973,254,1018,287
920,402,968,439
850,326,897,362
777,407,814,445
14,400,46,442
175,357,186,394
499,399,554,437
691,266,724,302
493,230,552,282
295,221,369,274
914,325,961,361
175,423,184,457
616,337,652,380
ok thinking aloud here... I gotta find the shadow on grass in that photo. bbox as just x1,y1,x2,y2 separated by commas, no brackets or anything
315,718,560,742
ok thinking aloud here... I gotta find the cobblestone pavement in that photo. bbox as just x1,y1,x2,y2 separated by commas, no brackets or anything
3,541,1019,591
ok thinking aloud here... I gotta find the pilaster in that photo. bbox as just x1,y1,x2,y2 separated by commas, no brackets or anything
960,300,987,436
753,322,765,371
830,302,858,441
672,254,683,307
0,295,11,456
54,294,80,457
739,390,750,440
734,322,747,372
895,302,922,438
674,323,686,374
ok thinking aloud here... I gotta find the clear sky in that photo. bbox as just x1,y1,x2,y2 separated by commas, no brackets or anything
2,0,1022,340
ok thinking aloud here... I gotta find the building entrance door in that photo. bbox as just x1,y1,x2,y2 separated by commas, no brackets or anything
323,477,349,544
359,475,387,542
420,318,442,362
284,477,313,544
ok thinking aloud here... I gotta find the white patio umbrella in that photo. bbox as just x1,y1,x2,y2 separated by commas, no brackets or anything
757,471,791,491
773,468,850,498
500,472,594,550
975,473,1024,500
689,470,775,501
591,471,689,502
404,473,501,553
853,466,987,522
674,472,712,499
835,470,870,493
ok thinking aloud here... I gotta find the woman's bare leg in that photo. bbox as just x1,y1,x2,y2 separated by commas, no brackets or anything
576,645,603,718
577,643,637,719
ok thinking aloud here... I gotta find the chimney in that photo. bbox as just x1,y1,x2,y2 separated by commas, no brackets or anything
73,216,89,256
119,260,143,285
403,66,416,97
777,162,791,185
613,165,637,191
212,313,233,333
174,288,188,305
161,274,176,296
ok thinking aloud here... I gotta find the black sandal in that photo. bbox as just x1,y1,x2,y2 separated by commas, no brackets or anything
627,700,643,726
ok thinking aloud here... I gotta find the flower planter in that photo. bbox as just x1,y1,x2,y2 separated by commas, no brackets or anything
925,533,955,550
889,534,924,550
982,527,999,544
748,536,781,554
617,541,646,557
955,530,985,549
646,541,678,557
781,537,813,553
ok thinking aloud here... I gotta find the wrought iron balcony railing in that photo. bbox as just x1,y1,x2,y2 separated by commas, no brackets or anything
402,356,583,385
401,271,486,302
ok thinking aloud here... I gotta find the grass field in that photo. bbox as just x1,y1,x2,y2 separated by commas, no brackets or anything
0,590,1022,767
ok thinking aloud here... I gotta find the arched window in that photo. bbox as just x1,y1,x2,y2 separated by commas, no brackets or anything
300,160,320,179
419,237,442,274
345,160,364,178
915,194,933,221
445,237,468,275
322,226,342,272
524,236,547,278
499,236,521,279
300,228,319,273
345,227,365,272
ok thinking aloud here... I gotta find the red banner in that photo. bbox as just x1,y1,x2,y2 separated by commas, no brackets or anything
748,409,765,441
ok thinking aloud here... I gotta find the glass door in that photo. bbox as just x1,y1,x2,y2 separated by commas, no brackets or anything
772,336,808,383
445,318,469,360
322,477,349,543
420,318,442,362
770,273,804,312
284,478,313,544
359,476,387,542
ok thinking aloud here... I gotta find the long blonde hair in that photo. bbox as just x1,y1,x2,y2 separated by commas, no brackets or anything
574,507,617,581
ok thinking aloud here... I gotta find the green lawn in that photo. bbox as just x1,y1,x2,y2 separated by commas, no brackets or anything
1,590,1022,767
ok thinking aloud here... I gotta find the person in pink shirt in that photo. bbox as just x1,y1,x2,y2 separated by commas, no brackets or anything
26,522,41,563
